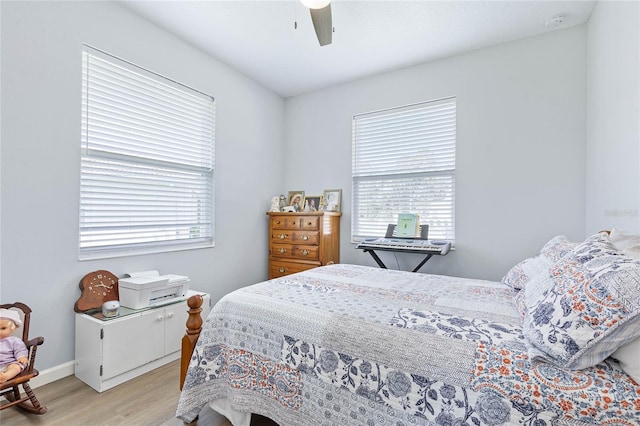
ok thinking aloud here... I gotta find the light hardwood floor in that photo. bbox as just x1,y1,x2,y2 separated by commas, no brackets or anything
0,360,278,426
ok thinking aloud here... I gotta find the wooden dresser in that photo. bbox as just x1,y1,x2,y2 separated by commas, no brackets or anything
267,211,341,279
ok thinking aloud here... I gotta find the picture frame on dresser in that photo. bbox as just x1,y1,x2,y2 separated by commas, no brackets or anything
305,195,322,212
288,191,305,211
323,189,341,212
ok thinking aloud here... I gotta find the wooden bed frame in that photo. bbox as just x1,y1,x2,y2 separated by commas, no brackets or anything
180,294,205,390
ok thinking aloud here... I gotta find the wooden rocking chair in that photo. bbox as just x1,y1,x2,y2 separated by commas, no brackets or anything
0,302,47,414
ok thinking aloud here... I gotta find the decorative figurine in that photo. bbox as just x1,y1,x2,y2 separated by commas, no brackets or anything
270,196,281,212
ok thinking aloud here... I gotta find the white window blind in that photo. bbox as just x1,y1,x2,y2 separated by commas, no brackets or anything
352,97,456,242
79,46,215,259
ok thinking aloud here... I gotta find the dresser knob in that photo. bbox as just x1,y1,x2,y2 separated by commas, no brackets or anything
278,248,287,254
279,234,287,239
301,249,309,256
302,235,309,241
278,268,286,273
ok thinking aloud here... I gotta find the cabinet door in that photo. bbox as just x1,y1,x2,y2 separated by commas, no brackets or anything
102,309,164,380
164,301,187,355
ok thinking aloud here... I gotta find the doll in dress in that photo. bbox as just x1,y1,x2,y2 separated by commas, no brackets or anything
0,308,29,383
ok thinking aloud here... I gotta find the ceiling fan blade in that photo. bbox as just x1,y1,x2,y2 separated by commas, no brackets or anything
309,3,332,46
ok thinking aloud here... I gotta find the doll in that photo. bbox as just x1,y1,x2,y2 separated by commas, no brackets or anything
0,308,29,383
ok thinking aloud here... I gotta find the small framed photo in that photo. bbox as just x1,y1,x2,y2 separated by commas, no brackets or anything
288,191,305,211
304,195,323,212
323,189,342,212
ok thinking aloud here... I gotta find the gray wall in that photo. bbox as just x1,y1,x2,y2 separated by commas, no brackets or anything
284,26,587,281
586,1,640,234
0,1,285,370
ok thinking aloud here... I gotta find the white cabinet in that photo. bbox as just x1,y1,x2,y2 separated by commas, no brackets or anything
75,291,210,392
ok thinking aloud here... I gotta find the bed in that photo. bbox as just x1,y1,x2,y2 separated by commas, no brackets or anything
177,231,640,425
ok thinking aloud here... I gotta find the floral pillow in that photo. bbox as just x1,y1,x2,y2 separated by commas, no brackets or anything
502,235,576,291
522,231,640,370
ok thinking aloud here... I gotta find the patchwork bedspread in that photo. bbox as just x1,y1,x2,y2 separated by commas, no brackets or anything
176,264,640,425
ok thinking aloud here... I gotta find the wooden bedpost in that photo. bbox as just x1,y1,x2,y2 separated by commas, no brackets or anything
180,294,204,390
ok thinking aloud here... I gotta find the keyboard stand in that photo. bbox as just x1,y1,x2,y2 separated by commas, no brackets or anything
361,246,436,272
358,224,446,272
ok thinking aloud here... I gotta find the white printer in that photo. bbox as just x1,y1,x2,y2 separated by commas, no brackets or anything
118,270,190,310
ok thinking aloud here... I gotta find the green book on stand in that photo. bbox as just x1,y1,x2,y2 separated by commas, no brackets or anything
396,213,420,237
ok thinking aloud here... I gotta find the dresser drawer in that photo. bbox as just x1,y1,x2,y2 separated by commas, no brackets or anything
291,245,318,261
270,243,319,261
270,243,293,258
271,230,293,243
271,216,299,229
300,216,319,230
269,261,317,279
271,230,319,245
291,231,319,245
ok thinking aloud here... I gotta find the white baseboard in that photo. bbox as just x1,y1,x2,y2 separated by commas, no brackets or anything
30,361,75,389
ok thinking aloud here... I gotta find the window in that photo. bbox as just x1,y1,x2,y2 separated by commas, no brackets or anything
352,97,456,242
79,46,215,259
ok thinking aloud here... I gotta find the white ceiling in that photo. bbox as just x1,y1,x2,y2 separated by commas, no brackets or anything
118,0,596,98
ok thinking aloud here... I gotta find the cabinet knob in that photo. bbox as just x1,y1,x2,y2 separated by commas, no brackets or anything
167,312,174,319
301,249,309,256
279,234,287,239
278,248,287,254
302,235,309,241
157,315,164,321
278,268,286,273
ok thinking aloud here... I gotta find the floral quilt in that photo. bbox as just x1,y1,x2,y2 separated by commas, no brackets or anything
177,264,640,426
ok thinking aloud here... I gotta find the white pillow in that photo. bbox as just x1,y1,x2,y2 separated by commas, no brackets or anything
610,227,640,259
611,337,640,384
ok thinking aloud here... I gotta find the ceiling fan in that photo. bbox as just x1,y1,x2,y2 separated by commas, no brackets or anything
301,0,333,46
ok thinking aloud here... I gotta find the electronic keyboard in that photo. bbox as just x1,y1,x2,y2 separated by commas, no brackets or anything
356,238,451,255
